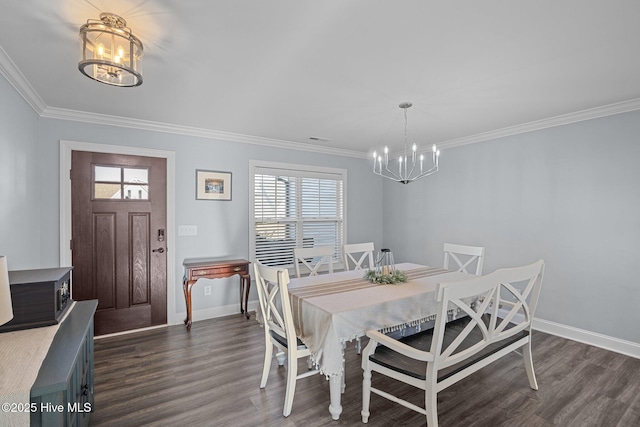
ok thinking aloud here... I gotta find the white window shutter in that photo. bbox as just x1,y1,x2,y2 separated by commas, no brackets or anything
251,162,346,271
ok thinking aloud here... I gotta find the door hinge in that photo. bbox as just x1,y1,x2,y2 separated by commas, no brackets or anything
69,169,72,180
70,239,73,251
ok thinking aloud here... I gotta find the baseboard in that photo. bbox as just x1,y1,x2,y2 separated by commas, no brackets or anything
533,317,640,359
187,300,259,324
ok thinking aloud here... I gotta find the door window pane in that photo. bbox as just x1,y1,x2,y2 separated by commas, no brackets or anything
124,168,148,184
124,184,149,200
95,183,122,199
94,166,121,182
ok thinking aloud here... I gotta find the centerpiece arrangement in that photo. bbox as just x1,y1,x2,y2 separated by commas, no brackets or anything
364,248,408,284
364,269,408,284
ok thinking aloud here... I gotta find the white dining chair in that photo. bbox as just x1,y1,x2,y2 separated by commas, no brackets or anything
443,243,485,276
293,246,334,278
361,260,545,426
342,242,375,271
254,262,320,417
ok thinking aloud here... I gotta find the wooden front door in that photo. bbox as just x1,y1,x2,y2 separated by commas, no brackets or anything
71,151,167,335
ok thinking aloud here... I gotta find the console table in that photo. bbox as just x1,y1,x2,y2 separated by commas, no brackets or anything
182,258,251,331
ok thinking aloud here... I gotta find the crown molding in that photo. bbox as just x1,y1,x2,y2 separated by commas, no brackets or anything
3,41,640,158
438,98,640,150
0,45,47,113
41,106,368,159
35,99,640,158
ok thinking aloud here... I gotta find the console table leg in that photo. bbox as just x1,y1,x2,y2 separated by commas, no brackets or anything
184,281,194,331
243,274,251,319
182,278,188,325
239,275,245,315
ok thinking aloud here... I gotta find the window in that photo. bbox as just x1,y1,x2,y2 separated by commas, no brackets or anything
250,160,346,271
93,165,149,200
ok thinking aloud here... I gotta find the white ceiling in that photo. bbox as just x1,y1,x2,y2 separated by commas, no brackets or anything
1,0,640,158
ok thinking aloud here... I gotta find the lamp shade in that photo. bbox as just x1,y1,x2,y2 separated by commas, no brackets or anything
0,256,13,326
79,13,143,87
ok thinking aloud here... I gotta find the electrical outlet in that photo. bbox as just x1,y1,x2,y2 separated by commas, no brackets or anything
178,225,198,236
204,285,211,296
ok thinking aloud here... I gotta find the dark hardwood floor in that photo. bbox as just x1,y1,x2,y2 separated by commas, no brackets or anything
91,313,640,427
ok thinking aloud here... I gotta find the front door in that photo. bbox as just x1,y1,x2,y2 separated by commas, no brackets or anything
71,151,167,335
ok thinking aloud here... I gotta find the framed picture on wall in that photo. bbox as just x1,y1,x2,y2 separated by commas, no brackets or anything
196,170,232,201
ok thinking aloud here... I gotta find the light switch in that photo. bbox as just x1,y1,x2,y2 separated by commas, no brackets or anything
178,225,198,236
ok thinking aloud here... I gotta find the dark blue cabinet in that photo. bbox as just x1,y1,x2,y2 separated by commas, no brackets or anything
30,300,98,427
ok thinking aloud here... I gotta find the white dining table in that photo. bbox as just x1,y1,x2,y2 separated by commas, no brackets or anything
287,262,471,420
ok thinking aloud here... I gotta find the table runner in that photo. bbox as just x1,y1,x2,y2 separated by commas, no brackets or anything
290,266,447,299
290,266,448,334
287,263,469,376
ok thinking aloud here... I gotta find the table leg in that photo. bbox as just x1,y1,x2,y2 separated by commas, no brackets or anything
329,374,343,420
242,274,251,319
239,275,244,315
341,342,346,393
182,278,188,325
183,280,194,331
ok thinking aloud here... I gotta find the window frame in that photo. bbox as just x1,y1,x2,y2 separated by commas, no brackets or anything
249,159,347,274
91,163,150,201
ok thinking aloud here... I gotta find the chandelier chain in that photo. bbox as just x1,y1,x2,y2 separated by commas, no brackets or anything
404,107,408,155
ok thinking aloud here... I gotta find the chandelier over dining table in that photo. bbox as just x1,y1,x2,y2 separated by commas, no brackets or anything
372,102,440,184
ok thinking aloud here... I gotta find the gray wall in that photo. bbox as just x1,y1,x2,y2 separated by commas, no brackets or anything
0,74,384,320
383,110,640,344
2,72,639,345
0,76,41,269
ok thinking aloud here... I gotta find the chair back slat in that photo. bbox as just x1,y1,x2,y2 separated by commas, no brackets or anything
342,242,374,271
443,243,485,276
293,246,334,278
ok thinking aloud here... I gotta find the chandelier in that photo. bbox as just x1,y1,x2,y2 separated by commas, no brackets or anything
372,102,440,184
78,13,143,87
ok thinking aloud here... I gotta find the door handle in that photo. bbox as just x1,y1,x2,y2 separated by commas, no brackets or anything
152,247,165,253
